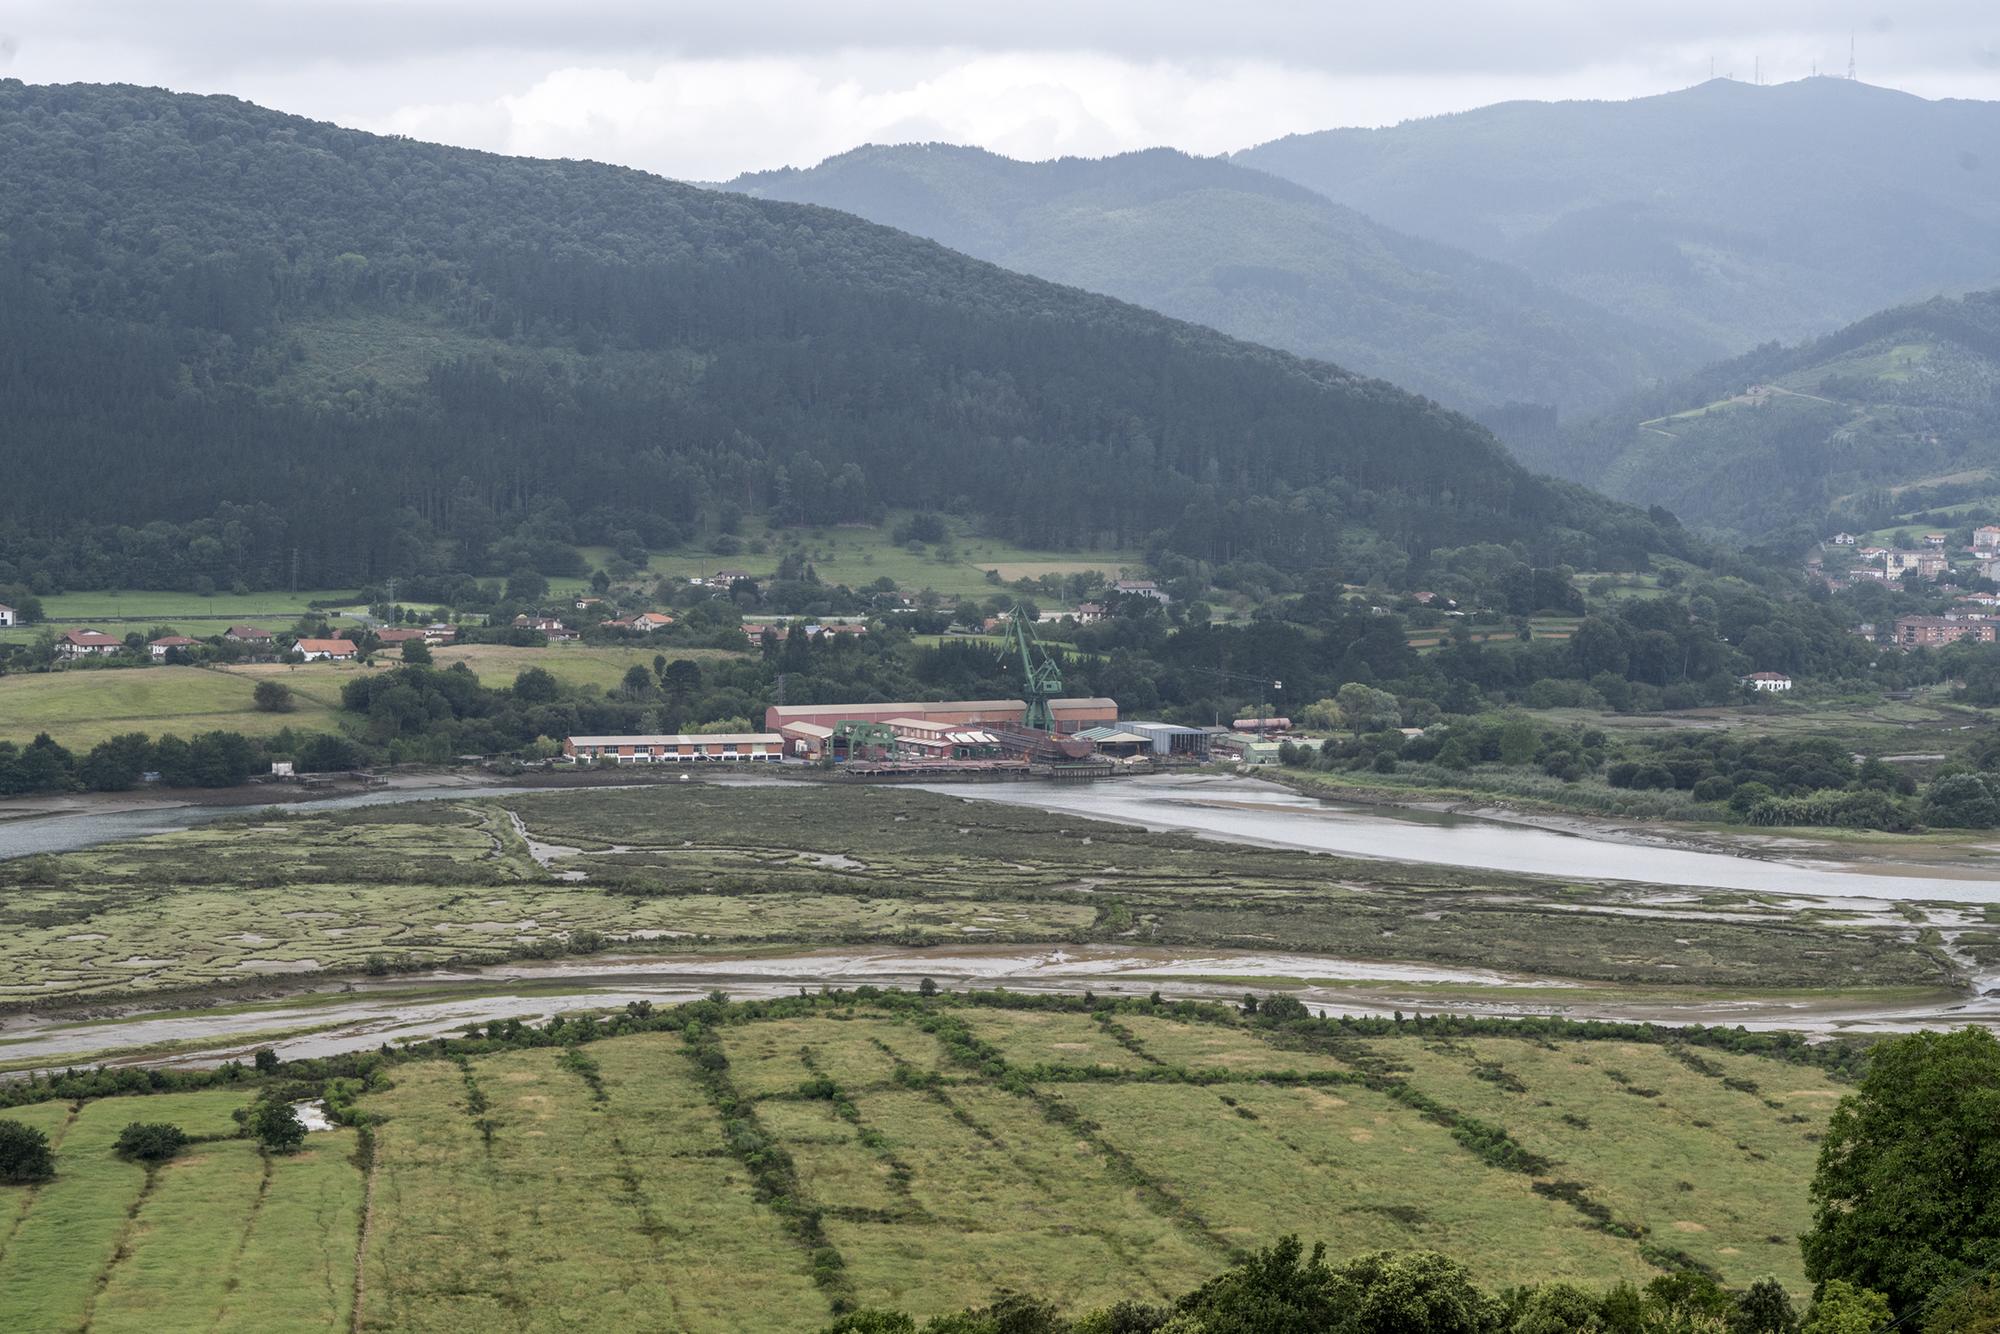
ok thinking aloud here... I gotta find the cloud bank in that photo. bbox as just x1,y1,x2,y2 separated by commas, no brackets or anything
5,2,1998,178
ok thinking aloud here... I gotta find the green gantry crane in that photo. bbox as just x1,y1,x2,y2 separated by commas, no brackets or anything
999,613,1064,732
830,719,897,761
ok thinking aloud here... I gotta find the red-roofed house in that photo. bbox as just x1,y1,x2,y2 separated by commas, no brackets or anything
632,612,675,632
58,629,124,658
295,637,358,662
148,635,199,661
225,625,273,644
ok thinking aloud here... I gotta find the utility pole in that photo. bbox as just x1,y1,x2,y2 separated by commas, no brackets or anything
289,546,299,594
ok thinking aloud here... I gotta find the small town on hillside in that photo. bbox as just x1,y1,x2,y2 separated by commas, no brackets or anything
1814,523,2000,649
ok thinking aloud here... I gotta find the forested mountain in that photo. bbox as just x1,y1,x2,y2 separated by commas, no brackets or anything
0,81,1686,594
1237,78,2000,357
1539,289,2000,540
725,144,1697,417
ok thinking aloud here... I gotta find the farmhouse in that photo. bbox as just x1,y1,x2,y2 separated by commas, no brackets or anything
0,603,15,627
57,628,123,658
225,625,273,644
1741,672,1794,692
374,628,426,646
1112,578,1170,603
147,635,198,660
690,569,757,589
295,637,357,661
422,622,459,645
564,733,782,763
631,612,676,632
1977,526,2000,553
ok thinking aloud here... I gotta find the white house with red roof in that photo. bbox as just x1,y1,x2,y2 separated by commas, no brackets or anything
57,629,124,659
295,637,357,662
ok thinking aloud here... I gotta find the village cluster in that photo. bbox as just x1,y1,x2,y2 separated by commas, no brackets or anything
1817,524,2000,647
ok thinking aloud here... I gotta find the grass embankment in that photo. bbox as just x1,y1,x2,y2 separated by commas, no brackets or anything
0,1001,1850,1330
0,784,1971,1006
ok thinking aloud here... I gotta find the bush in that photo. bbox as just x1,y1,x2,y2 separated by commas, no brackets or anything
0,1119,54,1183
115,1121,189,1163
252,679,295,713
1922,773,2000,829
1691,774,1734,803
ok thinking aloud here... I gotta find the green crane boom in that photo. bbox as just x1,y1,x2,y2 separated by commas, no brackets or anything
1000,614,1064,731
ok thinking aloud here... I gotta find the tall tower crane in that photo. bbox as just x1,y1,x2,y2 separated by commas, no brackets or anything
998,613,1064,732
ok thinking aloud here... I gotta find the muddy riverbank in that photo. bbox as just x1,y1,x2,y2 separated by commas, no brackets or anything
4,943,1990,1076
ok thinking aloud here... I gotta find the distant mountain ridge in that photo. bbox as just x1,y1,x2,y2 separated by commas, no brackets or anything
1535,288,2000,539
726,143,1700,416
1236,77,2000,357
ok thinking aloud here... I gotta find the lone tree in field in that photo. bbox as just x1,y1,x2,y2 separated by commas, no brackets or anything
1801,1026,2000,1315
252,679,295,713
248,1096,306,1154
0,1119,55,1183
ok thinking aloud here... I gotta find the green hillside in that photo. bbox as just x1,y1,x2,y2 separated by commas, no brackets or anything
1237,78,2000,357
1538,289,2000,538
726,144,1699,416
0,81,1686,597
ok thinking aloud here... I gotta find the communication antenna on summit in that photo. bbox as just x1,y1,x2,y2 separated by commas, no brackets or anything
1848,34,1857,80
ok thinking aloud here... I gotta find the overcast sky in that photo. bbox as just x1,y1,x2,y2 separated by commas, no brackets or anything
6,2,1999,179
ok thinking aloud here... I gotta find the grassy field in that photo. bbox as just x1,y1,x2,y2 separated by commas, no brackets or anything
571,514,1142,602
0,666,348,748
31,588,362,626
427,641,748,690
0,1001,1849,1330
0,784,1964,1004
0,642,752,750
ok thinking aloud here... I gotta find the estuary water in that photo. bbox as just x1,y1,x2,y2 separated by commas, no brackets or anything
918,774,2000,902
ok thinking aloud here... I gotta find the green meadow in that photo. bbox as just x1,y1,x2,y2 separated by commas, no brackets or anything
0,665,347,748
571,513,1141,603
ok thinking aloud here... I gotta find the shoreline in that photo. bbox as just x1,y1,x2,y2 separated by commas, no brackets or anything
1251,767,2000,877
